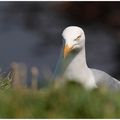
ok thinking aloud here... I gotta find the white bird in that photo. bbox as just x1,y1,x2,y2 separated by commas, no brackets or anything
54,26,120,90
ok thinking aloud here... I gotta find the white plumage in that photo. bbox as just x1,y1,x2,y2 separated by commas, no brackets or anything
54,26,120,90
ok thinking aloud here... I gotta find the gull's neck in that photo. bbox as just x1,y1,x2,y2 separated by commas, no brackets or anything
62,44,94,84
63,46,89,72
63,45,97,89
73,47,88,69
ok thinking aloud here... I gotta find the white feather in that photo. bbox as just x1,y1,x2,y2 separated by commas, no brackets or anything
55,26,120,90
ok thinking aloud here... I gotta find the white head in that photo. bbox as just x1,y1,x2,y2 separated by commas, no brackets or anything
62,26,85,58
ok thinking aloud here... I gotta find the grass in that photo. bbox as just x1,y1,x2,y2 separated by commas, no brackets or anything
0,79,120,118
0,63,120,118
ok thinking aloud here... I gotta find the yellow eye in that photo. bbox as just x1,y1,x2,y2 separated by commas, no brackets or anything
74,35,81,41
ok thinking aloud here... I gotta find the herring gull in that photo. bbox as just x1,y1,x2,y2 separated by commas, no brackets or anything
54,26,120,90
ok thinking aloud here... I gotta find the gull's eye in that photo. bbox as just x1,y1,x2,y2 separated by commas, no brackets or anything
74,35,81,41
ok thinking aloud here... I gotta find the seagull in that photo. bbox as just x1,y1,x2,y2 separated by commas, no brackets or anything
54,26,120,90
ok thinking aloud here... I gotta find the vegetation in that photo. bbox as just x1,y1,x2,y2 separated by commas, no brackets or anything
0,77,120,118
0,63,120,118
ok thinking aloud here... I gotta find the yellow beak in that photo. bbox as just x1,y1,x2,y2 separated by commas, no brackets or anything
64,44,72,58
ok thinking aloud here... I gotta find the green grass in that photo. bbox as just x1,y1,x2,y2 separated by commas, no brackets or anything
0,71,12,90
0,80,120,118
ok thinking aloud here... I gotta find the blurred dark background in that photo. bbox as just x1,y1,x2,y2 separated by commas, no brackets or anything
0,2,120,81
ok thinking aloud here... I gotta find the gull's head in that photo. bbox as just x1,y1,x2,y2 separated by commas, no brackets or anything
62,26,85,58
